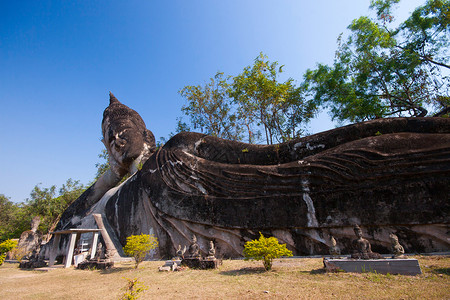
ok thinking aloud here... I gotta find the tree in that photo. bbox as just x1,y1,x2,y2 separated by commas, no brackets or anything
231,52,315,144
123,234,158,269
243,232,293,271
0,239,18,266
303,0,449,123
94,148,110,181
27,179,85,235
28,183,57,234
179,72,243,141
0,195,30,242
0,195,17,241
178,53,316,144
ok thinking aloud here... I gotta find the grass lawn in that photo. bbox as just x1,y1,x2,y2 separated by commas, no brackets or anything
0,255,448,299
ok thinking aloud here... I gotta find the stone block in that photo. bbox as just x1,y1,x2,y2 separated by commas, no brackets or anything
181,257,221,269
76,260,114,270
324,258,422,275
181,257,202,269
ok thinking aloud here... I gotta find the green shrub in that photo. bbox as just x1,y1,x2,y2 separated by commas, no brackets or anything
123,234,158,269
243,232,293,271
121,277,147,300
0,239,17,266
0,239,17,254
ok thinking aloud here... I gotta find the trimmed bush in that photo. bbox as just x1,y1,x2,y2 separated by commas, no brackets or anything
123,234,158,269
243,232,293,270
0,239,18,266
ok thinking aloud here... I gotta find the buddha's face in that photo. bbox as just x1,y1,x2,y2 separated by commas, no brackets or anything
105,122,144,166
101,94,154,177
354,227,363,238
389,233,398,243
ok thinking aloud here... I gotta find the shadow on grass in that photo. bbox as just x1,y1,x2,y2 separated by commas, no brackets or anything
297,268,327,275
432,268,450,275
220,267,267,276
72,265,135,274
98,266,136,274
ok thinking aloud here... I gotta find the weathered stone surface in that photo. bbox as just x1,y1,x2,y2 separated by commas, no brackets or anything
16,216,42,260
48,95,156,259
389,233,405,258
55,93,156,232
19,258,47,269
105,117,449,257
102,92,156,177
49,96,450,259
351,225,382,259
77,260,114,270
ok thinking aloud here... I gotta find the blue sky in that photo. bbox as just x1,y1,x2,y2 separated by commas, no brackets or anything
0,0,425,202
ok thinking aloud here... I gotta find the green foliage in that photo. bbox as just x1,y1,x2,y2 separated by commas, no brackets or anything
123,234,158,269
0,239,17,254
303,0,450,122
243,232,293,271
0,179,85,241
179,72,243,141
0,195,23,241
121,278,148,300
0,195,34,241
179,53,316,144
0,239,18,265
231,52,315,144
94,148,110,180
27,179,85,234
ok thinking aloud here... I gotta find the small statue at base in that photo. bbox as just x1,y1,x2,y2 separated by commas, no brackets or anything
351,225,382,259
206,241,216,260
329,236,341,258
389,233,405,258
175,244,186,260
94,242,105,261
188,234,200,258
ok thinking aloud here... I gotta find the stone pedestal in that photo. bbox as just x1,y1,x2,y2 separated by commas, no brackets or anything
181,257,221,269
324,258,422,275
181,257,202,269
19,259,47,269
202,258,221,269
76,260,114,270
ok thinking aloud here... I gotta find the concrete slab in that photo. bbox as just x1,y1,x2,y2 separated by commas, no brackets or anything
324,258,422,275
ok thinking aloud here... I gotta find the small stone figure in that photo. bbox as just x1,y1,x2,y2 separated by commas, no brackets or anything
206,241,216,259
175,244,186,259
30,216,40,233
94,242,105,261
188,234,200,258
16,216,43,260
389,233,405,258
159,260,178,272
328,236,341,258
351,225,382,259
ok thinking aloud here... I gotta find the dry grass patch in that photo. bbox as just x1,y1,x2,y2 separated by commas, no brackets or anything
0,256,448,299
